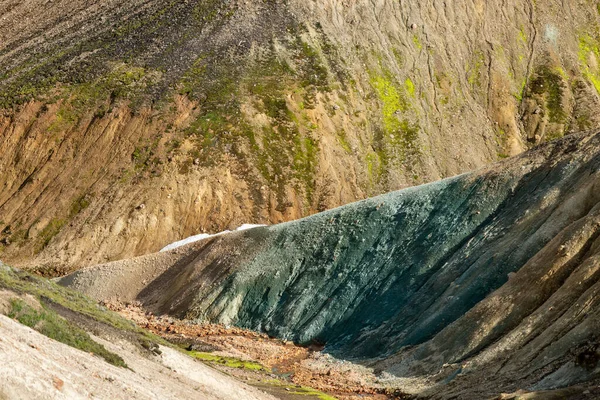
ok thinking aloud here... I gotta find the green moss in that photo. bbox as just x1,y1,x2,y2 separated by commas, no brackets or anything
49,104,78,132
299,41,330,88
0,2,222,108
0,265,166,347
74,65,147,107
495,128,509,157
404,78,416,98
297,40,331,108
259,379,338,400
131,139,161,172
293,136,319,202
528,66,567,124
579,33,600,93
365,152,384,186
289,387,338,400
191,0,236,25
38,218,66,251
392,119,420,150
69,195,91,218
575,112,593,131
6,229,27,247
8,299,127,368
412,35,423,50
336,130,352,153
467,51,485,87
370,73,408,134
179,57,207,97
173,32,327,207
188,350,267,371
178,55,242,167
392,48,404,67
519,27,528,44
554,66,568,80
368,70,421,171
514,78,527,102
263,97,291,120
42,63,149,132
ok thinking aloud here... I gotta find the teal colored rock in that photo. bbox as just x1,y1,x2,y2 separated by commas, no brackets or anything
62,131,600,398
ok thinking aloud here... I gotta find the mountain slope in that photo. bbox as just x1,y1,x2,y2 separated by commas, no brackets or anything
0,263,279,400
61,130,600,398
4,0,600,272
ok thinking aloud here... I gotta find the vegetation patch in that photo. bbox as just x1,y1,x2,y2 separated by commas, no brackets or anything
69,195,92,218
258,379,338,400
8,298,127,367
188,350,268,371
404,78,416,98
495,128,509,158
177,31,325,207
467,50,485,88
369,72,408,134
288,386,338,400
412,35,423,50
579,33,600,93
0,264,165,347
336,130,352,153
513,78,527,102
367,68,421,186
518,27,528,45
528,66,568,124
37,218,66,253
131,138,162,176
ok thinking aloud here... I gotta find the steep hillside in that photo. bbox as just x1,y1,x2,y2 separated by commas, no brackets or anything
3,0,600,271
62,131,600,398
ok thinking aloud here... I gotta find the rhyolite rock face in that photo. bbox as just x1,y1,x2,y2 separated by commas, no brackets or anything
6,0,600,273
62,131,600,397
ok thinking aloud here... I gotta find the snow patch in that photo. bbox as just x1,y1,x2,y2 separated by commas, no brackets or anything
160,224,267,252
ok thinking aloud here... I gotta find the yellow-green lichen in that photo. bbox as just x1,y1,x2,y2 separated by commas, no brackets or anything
365,152,381,184
367,69,421,181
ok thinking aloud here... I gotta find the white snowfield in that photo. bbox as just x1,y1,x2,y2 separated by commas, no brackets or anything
160,224,267,252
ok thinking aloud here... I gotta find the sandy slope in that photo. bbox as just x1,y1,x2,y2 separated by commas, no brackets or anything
0,314,275,400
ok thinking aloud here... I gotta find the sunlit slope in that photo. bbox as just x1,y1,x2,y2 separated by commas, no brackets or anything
5,0,600,272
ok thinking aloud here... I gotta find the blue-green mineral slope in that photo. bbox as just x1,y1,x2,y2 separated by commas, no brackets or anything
61,131,600,397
